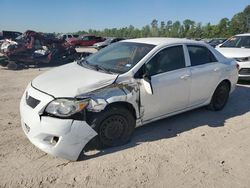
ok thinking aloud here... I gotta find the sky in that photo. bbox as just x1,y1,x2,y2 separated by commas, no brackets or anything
0,0,249,33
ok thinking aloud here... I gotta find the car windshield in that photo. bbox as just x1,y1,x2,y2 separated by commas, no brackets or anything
209,39,225,45
79,42,155,74
15,34,23,40
15,34,25,43
105,38,113,43
221,36,250,48
81,36,90,40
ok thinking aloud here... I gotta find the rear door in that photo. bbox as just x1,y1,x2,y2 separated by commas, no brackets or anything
186,45,222,106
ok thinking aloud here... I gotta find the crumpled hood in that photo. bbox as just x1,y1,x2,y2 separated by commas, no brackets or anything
216,47,250,58
32,62,118,98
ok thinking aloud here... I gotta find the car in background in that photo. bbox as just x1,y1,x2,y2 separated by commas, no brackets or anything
0,30,22,40
216,33,250,80
20,38,238,160
58,34,79,42
68,35,105,47
200,38,212,43
208,38,227,48
93,37,125,50
0,31,22,47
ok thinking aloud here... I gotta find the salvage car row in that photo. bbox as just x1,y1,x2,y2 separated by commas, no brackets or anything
1,30,250,79
0,30,126,70
57,34,124,48
0,30,81,70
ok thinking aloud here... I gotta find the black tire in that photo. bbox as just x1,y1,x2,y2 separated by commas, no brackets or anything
0,60,8,67
207,82,230,111
90,105,135,148
7,62,18,70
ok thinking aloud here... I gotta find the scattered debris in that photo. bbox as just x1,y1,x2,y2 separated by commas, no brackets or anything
220,160,225,165
56,161,71,168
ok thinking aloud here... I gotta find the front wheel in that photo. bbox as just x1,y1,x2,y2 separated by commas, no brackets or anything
90,105,135,148
207,82,230,111
7,61,18,70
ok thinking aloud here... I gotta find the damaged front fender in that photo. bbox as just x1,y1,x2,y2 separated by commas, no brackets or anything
77,80,142,125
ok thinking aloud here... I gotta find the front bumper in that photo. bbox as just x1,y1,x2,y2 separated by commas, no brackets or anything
20,83,97,161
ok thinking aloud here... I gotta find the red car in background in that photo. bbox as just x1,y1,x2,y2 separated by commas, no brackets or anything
67,35,105,47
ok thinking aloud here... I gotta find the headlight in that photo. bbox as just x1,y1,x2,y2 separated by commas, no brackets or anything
235,57,250,62
45,99,88,117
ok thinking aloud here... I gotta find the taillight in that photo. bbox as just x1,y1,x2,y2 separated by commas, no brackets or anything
236,64,240,70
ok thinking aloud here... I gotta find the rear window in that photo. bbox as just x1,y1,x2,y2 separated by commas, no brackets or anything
187,45,217,66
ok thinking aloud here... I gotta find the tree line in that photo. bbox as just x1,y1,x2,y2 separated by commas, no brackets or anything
75,5,250,39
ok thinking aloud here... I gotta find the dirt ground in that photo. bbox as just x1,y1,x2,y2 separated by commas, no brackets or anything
0,65,250,188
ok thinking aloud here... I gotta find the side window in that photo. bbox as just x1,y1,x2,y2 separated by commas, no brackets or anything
89,36,95,40
82,36,89,41
146,45,186,76
187,45,217,66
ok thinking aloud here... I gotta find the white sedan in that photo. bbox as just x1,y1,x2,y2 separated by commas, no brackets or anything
216,33,250,80
20,38,238,160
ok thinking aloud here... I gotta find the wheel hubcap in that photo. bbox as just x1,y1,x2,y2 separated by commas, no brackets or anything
100,115,126,142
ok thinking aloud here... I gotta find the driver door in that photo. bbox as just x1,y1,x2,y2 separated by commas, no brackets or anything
138,45,191,122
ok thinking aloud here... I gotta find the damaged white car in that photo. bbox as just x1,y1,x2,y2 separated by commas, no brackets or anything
20,38,238,160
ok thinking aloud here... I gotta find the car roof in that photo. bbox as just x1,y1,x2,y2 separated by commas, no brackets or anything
121,37,204,46
80,34,96,37
235,33,250,37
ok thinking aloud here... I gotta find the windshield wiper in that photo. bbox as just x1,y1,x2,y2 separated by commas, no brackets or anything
78,59,94,69
93,64,116,74
78,59,115,74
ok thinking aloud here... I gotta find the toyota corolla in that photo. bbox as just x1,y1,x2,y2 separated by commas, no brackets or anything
20,38,238,160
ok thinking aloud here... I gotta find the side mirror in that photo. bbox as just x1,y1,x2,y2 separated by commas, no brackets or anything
142,67,153,95
142,77,153,95
134,65,153,95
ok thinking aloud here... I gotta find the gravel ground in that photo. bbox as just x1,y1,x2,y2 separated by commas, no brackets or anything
0,66,250,188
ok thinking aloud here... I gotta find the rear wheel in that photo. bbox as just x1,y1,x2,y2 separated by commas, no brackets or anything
7,61,18,70
90,105,135,148
0,57,8,67
0,60,8,67
207,82,230,111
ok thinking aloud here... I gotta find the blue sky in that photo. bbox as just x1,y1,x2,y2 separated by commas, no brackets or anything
0,0,249,33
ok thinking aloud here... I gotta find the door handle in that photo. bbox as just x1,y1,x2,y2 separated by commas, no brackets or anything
180,74,190,79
